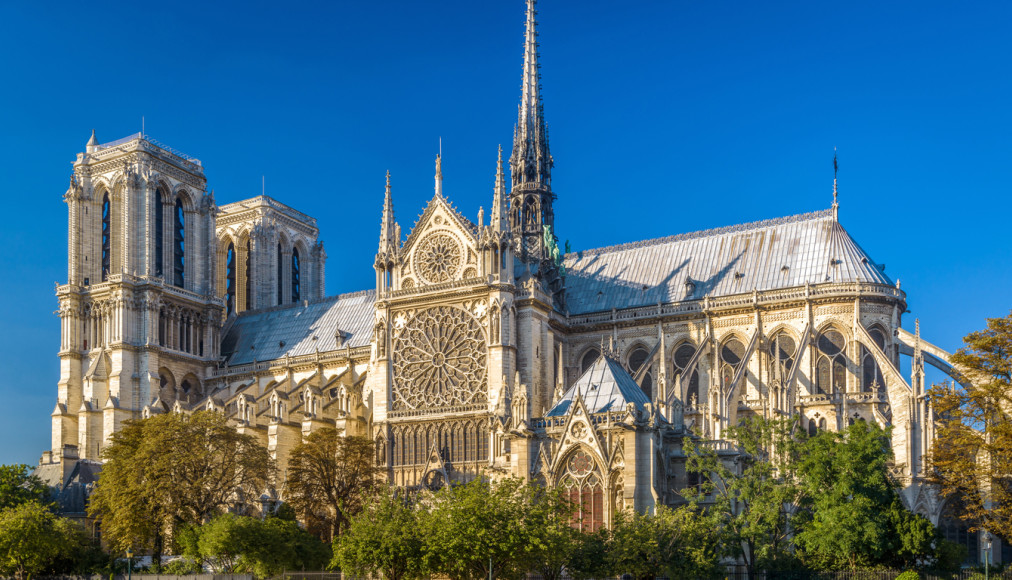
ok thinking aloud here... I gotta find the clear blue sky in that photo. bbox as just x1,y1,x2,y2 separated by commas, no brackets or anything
1,1,1009,465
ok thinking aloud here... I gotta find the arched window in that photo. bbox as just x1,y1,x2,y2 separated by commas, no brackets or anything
808,418,817,437
291,247,301,303
816,329,848,394
673,342,701,407
558,449,604,532
768,332,797,384
244,238,252,311
627,346,652,400
154,188,164,278
277,243,284,305
225,243,236,316
173,198,185,288
719,338,746,392
581,349,600,374
101,193,111,281
861,327,886,394
523,197,539,229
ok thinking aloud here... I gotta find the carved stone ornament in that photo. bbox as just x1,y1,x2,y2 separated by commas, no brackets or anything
416,233,462,285
391,305,487,411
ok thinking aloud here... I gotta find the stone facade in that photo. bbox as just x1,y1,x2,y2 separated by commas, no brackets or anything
42,0,972,544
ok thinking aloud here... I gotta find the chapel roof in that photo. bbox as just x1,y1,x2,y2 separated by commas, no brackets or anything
562,208,891,315
546,355,651,417
221,289,375,366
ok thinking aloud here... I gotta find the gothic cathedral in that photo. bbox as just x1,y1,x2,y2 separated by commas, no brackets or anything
43,0,968,534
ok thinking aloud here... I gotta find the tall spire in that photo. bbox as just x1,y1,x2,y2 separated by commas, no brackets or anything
832,148,839,221
511,0,552,189
379,170,397,252
492,145,508,232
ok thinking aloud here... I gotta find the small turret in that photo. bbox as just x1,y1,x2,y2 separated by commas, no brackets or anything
491,145,509,233
85,130,99,153
375,171,399,295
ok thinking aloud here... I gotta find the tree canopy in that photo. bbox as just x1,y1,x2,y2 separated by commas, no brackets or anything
0,464,51,511
929,310,1012,542
0,501,87,580
285,430,381,542
87,411,273,564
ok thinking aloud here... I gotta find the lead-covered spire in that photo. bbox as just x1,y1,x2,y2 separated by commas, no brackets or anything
511,0,553,189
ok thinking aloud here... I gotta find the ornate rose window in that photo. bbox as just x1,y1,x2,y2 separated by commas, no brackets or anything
415,233,462,285
391,306,487,412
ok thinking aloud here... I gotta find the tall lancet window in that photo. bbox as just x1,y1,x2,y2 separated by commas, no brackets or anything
628,346,652,400
816,329,848,395
101,193,111,281
291,247,301,303
673,342,701,407
154,188,164,278
173,198,185,288
225,242,236,316
244,238,252,311
277,243,284,305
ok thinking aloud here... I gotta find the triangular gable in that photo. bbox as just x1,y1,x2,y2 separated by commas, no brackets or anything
400,194,480,288
550,394,607,475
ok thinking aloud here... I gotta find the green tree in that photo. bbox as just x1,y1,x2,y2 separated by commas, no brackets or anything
333,487,426,580
928,311,1012,541
0,464,51,511
419,477,568,580
684,416,806,576
181,512,330,576
0,501,84,580
285,430,381,542
88,411,274,565
565,529,610,580
606,505,722,580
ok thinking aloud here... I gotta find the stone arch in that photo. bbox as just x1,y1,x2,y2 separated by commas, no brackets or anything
815,324,849,395
624,341,654,399
179,373,202,400
555,445,606,532
172,185,198,212
578,345,602,374
717,332,749,393
157,368,177,405
671,338,701,407
291,238,310,303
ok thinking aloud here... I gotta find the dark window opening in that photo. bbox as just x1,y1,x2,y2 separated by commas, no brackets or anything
277,243,284,305
225,243,236,316
173,198,184,288
291,247,301,303
154,189,164,278
101,194,111,281
580,349,600,374
244,238,252,311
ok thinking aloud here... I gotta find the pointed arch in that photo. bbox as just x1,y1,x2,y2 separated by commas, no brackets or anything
672,340,701,407
173,196,185,288
556,446,605,532
100,191,111,281
815,325,849,395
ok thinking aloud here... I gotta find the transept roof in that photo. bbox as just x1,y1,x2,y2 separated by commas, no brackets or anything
562,209,891,315
546,355,650,417
221,289,375,366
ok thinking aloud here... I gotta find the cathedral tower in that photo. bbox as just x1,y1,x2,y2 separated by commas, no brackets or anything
55,132,222,461
509,0,561,294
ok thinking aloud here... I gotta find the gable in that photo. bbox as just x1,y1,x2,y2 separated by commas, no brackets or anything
399,195,480,289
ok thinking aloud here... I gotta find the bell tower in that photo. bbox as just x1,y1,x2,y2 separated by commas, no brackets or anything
54,132,223,461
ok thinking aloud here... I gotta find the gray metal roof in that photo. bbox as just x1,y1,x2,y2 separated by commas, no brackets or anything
563,209,891,315
221,290,375,366
547,355,650,417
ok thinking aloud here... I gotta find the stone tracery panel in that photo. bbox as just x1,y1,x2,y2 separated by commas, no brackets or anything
391,306,487,412
415,232,463,285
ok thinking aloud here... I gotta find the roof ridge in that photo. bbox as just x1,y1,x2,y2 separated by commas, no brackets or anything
232,288,375,318
565,208,835,259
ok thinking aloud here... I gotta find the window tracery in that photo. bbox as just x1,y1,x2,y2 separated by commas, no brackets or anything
558,449,604,532
861,327,886,394
244,238,252,311
391,306,487,412
767,332,797,385
627,346,652,399
673,342,700,407
719,337,746,392
416,233,462,285
816,328,847,394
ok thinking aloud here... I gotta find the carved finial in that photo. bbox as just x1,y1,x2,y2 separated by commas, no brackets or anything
434,155,443,197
